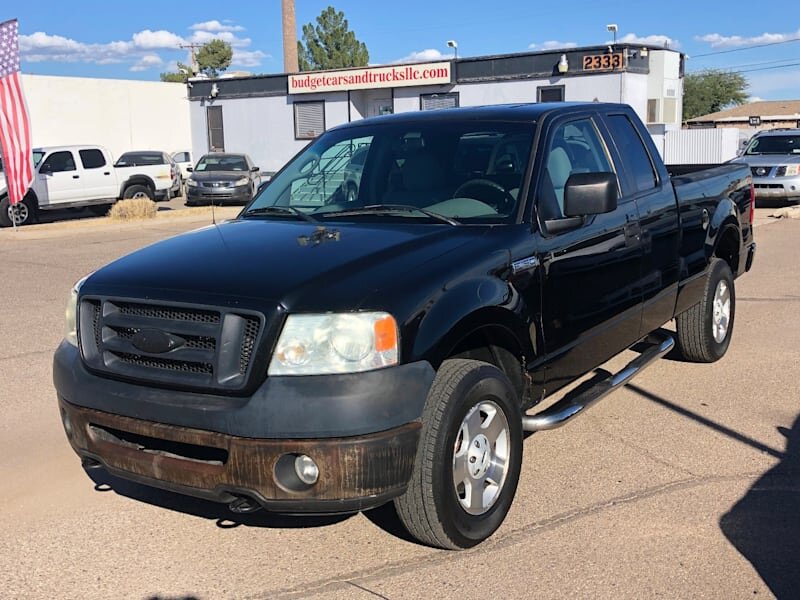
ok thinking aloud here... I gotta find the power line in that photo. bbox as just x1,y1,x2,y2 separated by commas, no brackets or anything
692,36,800,58
688,56,800,73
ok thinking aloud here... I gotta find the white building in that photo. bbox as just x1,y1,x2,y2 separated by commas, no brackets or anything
187,44,684,173
21,74,192,160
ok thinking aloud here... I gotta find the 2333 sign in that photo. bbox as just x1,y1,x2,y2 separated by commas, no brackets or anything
582,53,624,71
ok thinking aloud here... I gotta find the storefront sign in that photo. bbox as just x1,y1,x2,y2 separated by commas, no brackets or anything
289,62,452,94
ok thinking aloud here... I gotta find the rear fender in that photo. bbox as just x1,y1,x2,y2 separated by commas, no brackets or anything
707,197,742,269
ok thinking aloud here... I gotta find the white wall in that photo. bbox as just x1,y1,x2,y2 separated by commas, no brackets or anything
21,74,191,161
192,92,351,173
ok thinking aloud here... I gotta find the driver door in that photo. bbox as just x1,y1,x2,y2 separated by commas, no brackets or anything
533,114,644,393
33,150,85,206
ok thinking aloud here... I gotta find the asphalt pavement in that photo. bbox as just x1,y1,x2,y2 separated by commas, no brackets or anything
0,208,796,599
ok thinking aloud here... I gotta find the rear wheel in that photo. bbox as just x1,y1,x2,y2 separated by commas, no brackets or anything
0,193,37,227
394,359,522,549
676,258,735,362
122,184,154,201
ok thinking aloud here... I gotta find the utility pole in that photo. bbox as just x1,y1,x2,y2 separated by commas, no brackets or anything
179,43,202,75
282,0,299,73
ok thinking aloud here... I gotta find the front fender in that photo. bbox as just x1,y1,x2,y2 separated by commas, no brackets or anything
410,276,530,366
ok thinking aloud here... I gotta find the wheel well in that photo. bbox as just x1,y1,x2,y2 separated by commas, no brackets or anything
715,225,740,275
122,177,155,195
447,326,526,402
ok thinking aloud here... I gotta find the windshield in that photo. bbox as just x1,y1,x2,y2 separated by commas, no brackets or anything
745,135,800,155
196,155,248,172
243,120,536,224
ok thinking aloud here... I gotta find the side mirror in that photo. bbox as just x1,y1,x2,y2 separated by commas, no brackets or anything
186,166,193,172
563,172,618,217
39,165,52,174
251,166,260,173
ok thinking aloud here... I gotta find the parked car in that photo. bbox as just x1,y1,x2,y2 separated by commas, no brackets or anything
171,151,193,181
732,128,800,205
340,145,369,202
55,103,755,550
185,153,261,205
0,146,181,227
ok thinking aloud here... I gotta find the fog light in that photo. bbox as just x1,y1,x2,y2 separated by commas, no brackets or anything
294,454,319,485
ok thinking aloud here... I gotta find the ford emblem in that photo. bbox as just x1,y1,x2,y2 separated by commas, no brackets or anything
131,329,184,354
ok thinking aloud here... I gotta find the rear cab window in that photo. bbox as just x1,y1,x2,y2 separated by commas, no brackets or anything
604,114,658,195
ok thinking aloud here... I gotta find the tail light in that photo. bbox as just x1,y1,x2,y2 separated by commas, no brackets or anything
749,180,755,225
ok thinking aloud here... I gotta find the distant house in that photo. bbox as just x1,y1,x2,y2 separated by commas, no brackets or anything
687,100,800,130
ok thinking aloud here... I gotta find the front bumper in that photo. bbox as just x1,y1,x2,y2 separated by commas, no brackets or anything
752,176,800,201
53,342,435,512
186,184,252,205
59,398,420,512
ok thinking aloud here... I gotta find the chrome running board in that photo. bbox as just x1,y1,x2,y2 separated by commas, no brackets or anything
522,333,675,432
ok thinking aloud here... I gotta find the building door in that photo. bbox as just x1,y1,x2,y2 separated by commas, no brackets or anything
207,106,225,152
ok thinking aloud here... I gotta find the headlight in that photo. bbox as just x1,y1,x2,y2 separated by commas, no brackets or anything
64,274,91,346
234,177,249,186
779,165,800,177
268,312,398,376
186,179,199,187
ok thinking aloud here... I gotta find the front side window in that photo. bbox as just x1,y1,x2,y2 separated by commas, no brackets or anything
538,118,614,223
244,120,536,224
40,151,76,173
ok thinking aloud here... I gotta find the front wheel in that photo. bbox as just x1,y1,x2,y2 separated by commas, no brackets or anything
676,257,735,362
0,193,37,227
394,359,522,549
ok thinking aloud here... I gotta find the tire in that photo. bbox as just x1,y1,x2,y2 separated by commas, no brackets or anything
0,193,37,227
346,183,358,203
394,359,523,549
676,258,735,363
122,184,154,201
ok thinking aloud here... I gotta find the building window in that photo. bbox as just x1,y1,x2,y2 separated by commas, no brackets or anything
207,106,225,152
647,99,659,123
294,101,326,140
537,86,565,103
420,93,459,111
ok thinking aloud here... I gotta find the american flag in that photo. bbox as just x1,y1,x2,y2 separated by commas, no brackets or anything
0,19,33,206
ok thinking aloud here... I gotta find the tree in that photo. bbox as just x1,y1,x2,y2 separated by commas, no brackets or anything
159,61,193,83
683,70,749,121
196,39,233,78
297,6,369,71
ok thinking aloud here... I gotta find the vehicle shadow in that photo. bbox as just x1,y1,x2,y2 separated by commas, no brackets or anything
720,413,799,600
85,467,353,530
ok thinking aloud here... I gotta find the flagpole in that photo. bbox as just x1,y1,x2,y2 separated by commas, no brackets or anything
1,168,17,232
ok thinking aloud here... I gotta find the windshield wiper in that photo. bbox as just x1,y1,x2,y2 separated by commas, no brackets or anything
319,204,460,226
243,206,321,226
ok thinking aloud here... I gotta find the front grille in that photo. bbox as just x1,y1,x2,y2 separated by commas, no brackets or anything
79,297,263,392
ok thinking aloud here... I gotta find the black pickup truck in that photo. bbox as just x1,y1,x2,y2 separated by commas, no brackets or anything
54,103,755,549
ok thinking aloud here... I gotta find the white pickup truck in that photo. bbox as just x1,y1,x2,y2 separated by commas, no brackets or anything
0,145,181,227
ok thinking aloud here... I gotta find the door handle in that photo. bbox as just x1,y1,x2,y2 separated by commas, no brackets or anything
72,175,80,179
103,171,110,176
623,222,641,247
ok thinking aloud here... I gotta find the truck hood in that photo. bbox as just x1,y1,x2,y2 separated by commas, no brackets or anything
733,154,800,166
84,218,486,311
190,171,250,183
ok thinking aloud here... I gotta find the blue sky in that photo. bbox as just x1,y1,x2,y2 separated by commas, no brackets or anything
9,0,800,100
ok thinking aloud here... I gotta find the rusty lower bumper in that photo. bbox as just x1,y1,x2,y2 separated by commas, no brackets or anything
59,398,421,513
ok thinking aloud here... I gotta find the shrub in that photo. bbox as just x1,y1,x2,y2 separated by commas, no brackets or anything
108,198,157,221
